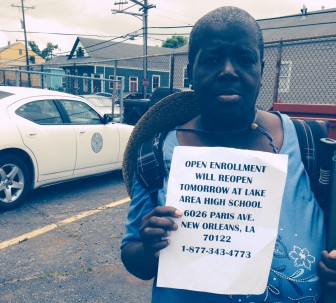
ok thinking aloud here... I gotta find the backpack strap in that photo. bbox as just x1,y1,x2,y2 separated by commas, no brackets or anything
292,119,329,211
136,119,331,211
136,131,168,203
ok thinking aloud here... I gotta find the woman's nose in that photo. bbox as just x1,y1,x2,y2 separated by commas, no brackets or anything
218,59,238,80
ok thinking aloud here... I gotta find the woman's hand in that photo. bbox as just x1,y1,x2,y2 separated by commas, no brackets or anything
319,250,336,296
140,206,183,257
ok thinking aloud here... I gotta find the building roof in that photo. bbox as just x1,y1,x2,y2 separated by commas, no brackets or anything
42,55,69,68
0,46,8,52
259,8,336,42
0,41,46,67
0,42,17,53
74,36,172,58
46,36,175,68
46,7,336,68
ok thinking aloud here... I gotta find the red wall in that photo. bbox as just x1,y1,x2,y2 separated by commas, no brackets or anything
271,103,336,139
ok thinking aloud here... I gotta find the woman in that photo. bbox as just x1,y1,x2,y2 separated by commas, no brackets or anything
121,6,336,302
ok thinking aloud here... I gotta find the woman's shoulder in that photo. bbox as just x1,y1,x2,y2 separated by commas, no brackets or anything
258,110,283,126
257,111,284,149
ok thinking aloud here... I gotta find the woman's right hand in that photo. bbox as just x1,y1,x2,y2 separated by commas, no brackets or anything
139,206,183,257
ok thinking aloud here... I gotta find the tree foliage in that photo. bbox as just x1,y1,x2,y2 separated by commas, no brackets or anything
162,35,188,49
28,41,59,61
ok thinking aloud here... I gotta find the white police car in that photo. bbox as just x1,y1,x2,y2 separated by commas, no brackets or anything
0,86,133,210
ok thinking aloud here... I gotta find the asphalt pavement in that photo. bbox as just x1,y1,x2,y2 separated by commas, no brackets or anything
0,171,152,303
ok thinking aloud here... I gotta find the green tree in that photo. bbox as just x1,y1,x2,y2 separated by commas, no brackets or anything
28,41,59,61
28,41,41,56
162,35,188,49
41,42,59,60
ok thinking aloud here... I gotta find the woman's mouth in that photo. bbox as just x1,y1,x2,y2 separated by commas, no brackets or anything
216,94,241,102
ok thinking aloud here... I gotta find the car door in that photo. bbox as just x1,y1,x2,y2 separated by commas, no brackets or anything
57,99,120,176
8,98,77,181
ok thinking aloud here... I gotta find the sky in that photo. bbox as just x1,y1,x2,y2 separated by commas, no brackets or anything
0,0,335,56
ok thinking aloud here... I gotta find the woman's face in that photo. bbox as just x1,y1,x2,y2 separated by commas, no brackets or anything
189,21,263,131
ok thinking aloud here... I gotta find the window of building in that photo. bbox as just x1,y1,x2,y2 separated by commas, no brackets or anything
62,69,70,90
152,75,160,90
183,67,190,88
19,49,22,56
92,74,102,93
76,47,84,57
109,75,124,90
83,73,88,93
74,69,78,89
129,77,138,92
278,61,292,93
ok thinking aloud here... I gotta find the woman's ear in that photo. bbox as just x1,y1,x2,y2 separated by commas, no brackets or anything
187,64,193,90
259,61,265,89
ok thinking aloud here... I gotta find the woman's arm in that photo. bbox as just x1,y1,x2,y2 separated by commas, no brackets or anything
121,206,183,280
121,241,159,280
319,250,336,296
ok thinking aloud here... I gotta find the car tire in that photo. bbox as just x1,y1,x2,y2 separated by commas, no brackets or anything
0,154,31,211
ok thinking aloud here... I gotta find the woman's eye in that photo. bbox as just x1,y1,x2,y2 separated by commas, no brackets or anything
203,57,219,65
239,55,257,66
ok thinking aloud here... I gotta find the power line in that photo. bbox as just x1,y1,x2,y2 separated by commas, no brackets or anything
0,29,144,58
2,20,334,38
148,25,193,29
77,29,142,50
0,54,29,65
47,16,336,56
50,29,143,56
3,8,334,62
147,33,190,36
0,29,121,38
2,36,134,67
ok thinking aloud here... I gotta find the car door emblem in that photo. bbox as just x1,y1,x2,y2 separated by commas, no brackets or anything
91,133,103,153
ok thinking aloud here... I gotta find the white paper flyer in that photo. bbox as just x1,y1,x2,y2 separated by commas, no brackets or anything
157,146,288,295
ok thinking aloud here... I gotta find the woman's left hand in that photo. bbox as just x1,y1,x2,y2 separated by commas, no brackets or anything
319,250,336,296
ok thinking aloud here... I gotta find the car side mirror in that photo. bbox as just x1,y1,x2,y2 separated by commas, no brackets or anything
102,114,113,124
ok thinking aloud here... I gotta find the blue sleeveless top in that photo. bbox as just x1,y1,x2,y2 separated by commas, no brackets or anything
122,113,326,303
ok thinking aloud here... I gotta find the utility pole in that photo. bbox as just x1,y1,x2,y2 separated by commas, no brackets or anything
12,0,35,87
112,0,155,98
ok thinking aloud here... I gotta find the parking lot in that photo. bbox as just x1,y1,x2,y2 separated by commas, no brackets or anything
0,171,152,303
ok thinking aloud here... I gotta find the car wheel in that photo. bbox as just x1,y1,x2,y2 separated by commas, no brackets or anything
0,155,31,211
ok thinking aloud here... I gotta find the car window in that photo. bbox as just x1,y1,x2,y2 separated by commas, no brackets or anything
59,100,102,125
15,100,63,125
82,96,112,107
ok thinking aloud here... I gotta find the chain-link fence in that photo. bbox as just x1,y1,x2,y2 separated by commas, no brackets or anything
166,35,336,110
258,35,336,110
0,68,123,96
1,35,335,111
0,68,124,121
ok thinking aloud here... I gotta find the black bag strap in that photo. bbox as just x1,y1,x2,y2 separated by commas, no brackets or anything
137,119,330,210
292,119,329,211
136,131,168,202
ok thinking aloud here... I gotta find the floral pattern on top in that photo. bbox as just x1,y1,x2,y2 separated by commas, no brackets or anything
289,246,316,270
258,236,319,303
219,237,320,302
